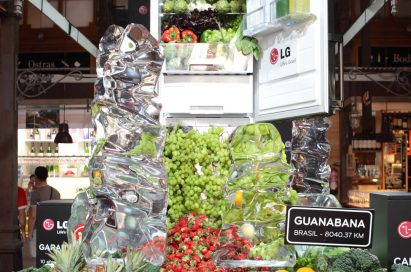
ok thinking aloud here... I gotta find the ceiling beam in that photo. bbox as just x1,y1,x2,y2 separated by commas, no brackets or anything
343,0,387,47
28,0,98,57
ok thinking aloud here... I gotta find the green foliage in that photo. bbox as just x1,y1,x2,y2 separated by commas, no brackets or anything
47,237,85,272
123,249,146,272
104,259,123,272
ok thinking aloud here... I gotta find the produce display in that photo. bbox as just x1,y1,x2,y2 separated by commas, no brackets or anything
164,126,230,228
214,123,298,269
162,213,234,271
67,23,167,270
292,247,390,272
162,0,246,14
229,123,286,162
24,118,404,272
159,0,261,72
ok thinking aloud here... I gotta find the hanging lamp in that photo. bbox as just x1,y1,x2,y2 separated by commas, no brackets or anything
54,102,73,144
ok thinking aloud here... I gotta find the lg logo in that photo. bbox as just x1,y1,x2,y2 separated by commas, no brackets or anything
270,47,291,64
42,219,67,231
398,221,411,239
42,219,55,231
270,48,279,64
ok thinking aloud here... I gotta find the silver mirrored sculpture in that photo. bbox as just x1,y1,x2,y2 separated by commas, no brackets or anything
290,117,340,207
68,24,167,269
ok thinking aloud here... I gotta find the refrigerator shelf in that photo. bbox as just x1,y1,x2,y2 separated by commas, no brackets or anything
244,0,316,37
162,43,252,73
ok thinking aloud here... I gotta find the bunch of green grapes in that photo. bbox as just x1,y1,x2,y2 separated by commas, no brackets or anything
164,127,231,228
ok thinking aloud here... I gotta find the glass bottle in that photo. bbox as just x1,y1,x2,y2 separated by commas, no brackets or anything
54,144,59,156
38,144,44,156
30,143,36,156
47,143,52,156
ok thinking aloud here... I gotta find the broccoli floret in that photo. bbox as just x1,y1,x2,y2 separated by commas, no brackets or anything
331,249,385,272
174,0,188,13
214,0,230,13
331,252,357,272
350,249,381,271
315,254,330,272
392,264,411,272
163,0,174,13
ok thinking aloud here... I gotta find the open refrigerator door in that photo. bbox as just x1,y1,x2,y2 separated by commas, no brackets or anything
252,0,330,121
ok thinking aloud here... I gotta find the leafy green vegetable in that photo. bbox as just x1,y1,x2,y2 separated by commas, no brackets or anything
233,20,262,60
214,0,230,13
200,28,236,43
174,0,188,13
163,0,174,13
230,0,242,12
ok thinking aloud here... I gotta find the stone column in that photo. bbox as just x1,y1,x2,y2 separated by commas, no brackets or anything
0,4,21,271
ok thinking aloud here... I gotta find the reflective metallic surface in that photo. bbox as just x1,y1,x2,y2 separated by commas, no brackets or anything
290,117,331,194
68,24,166,268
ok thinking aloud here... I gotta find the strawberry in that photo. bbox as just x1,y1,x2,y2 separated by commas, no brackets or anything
203,252,211,261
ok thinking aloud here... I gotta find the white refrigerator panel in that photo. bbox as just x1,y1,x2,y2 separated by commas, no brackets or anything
255,0,329,121
160,75,253,115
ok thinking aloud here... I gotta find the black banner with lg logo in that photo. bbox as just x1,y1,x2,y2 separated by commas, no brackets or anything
370,193,411,270
36,200,72,268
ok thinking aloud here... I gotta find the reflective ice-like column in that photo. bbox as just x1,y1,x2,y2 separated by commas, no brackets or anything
68,24,167,268
215,123,297,269
290,117,340,207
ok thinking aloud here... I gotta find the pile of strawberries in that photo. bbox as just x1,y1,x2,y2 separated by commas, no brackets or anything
161,213,251,272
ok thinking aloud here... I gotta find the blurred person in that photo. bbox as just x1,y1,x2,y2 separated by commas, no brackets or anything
17,186,28,270
28,166,60,258
26,174,36,201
